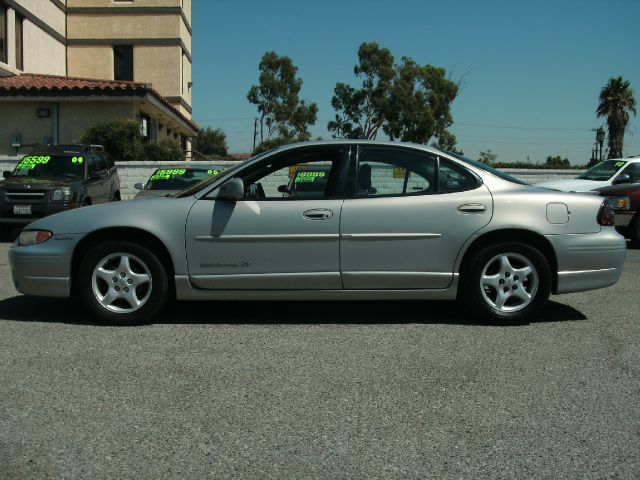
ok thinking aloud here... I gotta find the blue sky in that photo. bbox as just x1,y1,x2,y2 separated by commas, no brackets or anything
192,0,640,163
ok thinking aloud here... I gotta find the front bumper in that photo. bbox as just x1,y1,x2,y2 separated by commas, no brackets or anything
0,202,79,227
546,228,627,294
8,233,84,298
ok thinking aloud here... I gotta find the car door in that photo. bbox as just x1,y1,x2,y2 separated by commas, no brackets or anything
340,146,493,289
185,145,348,290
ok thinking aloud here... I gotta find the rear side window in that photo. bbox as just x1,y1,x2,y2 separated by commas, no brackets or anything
353,147,479,198
438,157,480,193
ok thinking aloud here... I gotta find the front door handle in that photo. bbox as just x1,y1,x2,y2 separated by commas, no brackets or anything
458,203,487,214
303,208,333,220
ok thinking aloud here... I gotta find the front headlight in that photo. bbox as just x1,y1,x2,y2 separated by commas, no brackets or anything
19,230,53,246
606,196,630,210
51,188,73,202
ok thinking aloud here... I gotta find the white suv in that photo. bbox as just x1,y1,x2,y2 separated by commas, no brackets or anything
537,157,640,192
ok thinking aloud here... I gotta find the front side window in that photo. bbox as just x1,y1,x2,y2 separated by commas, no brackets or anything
238,147,344,200
114,45,133,81
87,156,100,176
619,162,640,182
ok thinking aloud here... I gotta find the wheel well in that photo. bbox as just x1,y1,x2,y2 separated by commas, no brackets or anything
71,227,175,296
459,229,558,293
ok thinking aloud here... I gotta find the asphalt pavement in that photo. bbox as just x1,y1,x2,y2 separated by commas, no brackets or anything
0,241,639,479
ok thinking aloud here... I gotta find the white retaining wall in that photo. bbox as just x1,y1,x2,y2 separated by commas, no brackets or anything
0,156,584,201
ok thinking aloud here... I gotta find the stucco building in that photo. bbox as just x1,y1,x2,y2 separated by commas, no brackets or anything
0,0,196,157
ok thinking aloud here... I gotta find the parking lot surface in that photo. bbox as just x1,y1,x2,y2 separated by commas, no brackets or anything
1,241,639,479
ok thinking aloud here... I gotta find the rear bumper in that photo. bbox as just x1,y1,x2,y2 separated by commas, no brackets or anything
0,203,78,227
546,228,627,294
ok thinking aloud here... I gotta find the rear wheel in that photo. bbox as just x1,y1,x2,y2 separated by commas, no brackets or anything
77,241,169,325
461,243,551,324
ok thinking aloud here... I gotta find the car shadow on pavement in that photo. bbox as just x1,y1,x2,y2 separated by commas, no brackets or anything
0,295,586,326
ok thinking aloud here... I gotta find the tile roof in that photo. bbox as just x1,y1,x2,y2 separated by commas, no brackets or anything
0,73,198,132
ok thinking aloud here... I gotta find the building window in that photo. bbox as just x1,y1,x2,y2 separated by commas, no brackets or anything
113,45,133,81
1,3,7,64
181,51,185,94
15,13,23,70
140,114,151,142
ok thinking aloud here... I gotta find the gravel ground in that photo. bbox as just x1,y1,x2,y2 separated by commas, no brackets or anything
1,242,639,479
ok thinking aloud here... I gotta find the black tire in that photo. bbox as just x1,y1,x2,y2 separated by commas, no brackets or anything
629,214,640,249
460,242,552,324
76,241,169,325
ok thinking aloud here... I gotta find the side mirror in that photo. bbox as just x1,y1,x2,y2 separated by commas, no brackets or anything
134,182,144,190
277,185,289,193
613,173,632,185
217,178,245,200
3,171,11,179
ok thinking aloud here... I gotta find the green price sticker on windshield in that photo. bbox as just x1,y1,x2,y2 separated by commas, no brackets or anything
207,169,219,175
295,171,325,183
17,155,51,170
72,156,84,164
615,161,626,167
151,168,186,180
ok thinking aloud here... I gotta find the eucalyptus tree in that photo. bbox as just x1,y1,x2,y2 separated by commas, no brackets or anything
596,76,637,158
328,42,459,149
247,52,318,147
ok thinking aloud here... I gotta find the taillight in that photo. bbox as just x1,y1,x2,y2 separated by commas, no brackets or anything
597,201,615,226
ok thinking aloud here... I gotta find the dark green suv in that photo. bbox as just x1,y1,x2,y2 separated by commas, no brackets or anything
0,145,120,236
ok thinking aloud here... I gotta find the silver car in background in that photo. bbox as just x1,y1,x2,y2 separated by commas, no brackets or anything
134,165,224,199
9,141,627,325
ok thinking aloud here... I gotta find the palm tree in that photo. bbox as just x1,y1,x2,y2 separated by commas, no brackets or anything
596,76,637,159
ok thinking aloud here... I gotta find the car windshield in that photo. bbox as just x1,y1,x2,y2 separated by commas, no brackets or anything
437,149,528,185
10,154,85,179
145,168,222,190
577,160,627,181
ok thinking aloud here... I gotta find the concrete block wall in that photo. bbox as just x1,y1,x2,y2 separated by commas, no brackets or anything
0,156,584,201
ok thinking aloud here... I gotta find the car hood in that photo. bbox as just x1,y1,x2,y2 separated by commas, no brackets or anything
25,195,197,235
535,178,608,192
134,189,175,199
594,183,640,195
0,177,78,190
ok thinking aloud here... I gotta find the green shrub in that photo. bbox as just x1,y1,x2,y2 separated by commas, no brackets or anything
80,118,144,162
143,140,185,162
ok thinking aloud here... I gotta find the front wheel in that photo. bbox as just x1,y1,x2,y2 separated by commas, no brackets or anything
460,243,552,324
77,241,169,325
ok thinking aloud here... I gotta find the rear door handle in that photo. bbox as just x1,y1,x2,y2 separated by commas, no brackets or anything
458,204,486,214
303,208,333,220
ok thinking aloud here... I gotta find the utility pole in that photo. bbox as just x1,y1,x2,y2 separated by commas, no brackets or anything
253,118,258,152
590,127,606,166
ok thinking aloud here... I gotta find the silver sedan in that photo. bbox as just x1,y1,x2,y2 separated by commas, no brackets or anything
8,141,627,324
